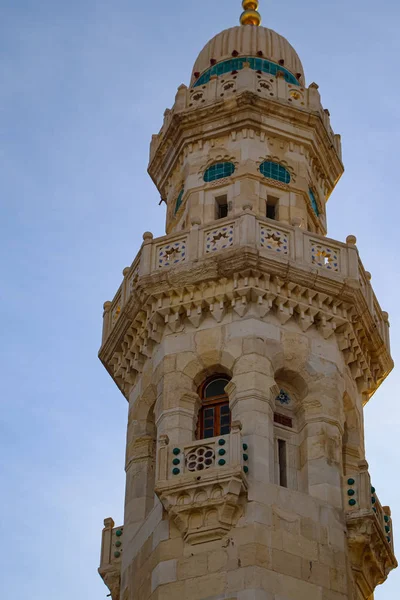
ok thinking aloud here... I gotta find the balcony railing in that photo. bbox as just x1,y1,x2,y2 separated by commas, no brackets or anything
98,518,123,600
157,424,247,483
344,469,395,556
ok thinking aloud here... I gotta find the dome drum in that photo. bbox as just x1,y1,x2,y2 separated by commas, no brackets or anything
191,26,305,87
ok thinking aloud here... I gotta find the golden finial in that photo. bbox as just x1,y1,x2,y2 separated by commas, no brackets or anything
240,0,262,26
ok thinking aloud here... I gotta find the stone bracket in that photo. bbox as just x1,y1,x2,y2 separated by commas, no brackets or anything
155,466,247,544
347,511,397,597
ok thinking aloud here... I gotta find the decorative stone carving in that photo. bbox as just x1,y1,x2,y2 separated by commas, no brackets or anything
99,568,121,600
205,224,234,253
347,513,397,597
155,425,248,544
100,257,391,398
260,223,289,255
276,389,291,405
310,240,340,271
186,445,215,471
157,238,187,268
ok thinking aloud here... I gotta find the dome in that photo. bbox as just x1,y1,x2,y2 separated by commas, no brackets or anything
191,25,305,87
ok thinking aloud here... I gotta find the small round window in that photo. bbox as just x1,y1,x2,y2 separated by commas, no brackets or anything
260,161,291,184
204,162,235,183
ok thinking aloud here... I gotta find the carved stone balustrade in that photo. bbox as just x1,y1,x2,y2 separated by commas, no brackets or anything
98,518,124,600
99,213,393,400
155,422,248,544
343,467,397,597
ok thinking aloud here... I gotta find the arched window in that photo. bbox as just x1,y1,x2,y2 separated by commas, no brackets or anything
204,162,235,183
260,161,291,184
174,189,184,214
197,376,231,439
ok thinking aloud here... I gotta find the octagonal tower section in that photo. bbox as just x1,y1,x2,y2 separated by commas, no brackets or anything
149,25,342,239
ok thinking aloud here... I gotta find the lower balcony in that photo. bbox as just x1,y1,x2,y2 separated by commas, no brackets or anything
344,466,397,597
155,421,248,544
99,518,124,600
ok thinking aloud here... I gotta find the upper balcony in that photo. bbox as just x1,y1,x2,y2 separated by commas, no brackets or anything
343,464,397,596
99,211,392,399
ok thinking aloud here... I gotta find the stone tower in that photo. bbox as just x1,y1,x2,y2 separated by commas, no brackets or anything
98,3,397,599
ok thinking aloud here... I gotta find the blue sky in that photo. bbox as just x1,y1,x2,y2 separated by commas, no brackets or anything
1,0,399,598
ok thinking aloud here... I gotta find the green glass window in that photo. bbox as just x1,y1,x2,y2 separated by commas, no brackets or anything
204,377,229,398
204,162,235,183
174,189,184,214
193,56,300,88
260,161,291,184
308,188,320,216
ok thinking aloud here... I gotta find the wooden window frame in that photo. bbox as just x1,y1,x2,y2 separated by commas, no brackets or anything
196,377,231,440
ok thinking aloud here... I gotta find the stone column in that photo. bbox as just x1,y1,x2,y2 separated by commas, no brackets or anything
123,413,156,539
102,301,112,344
302,371,345,508
230,343,276,489
239,207,256,247
155,371,200,446
138,232,154,276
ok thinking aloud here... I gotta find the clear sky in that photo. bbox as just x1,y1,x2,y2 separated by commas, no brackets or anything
1,0,399,598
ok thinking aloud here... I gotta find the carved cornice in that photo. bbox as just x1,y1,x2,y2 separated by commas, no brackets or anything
148,90,343,198
99,248,393,400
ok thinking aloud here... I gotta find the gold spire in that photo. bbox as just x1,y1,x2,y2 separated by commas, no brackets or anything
240,0,262,26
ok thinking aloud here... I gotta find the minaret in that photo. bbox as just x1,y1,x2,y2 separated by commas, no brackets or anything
98,3,397,599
